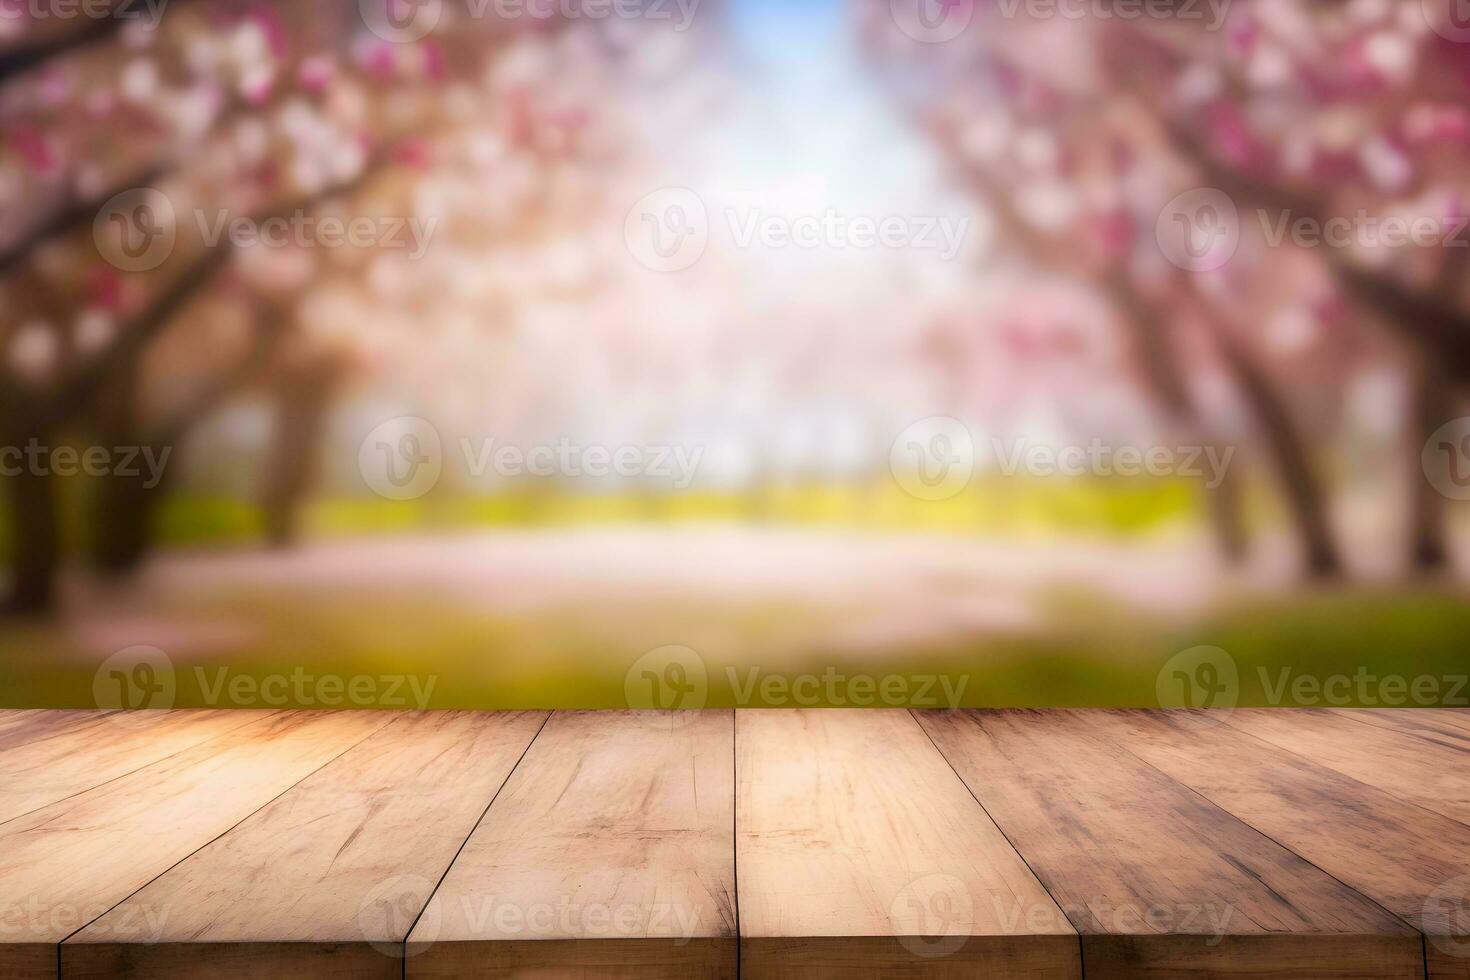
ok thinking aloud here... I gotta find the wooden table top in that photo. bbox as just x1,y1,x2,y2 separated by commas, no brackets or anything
0,707,1466,978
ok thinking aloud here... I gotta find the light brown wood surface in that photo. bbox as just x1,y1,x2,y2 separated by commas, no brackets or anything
1094,709,1470,980
62,711,548,979
737,709,1079,979
0,709,271,825
0,710,389,979
407,710,737,979
3,708,1468,979
1218,708,1470,824
1330,707,1470,749
0,711,124,752
916,709,1423,979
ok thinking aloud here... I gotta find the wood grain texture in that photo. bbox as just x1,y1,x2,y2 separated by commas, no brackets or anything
0,711,122,752
1219,708,1470,825
0,710,389,978
0,709,271,825
915,709,1422,979
1330,707,1470,749
408,710,736,979
737,709,1079,980
1094,709,1470,980
62,711,548,979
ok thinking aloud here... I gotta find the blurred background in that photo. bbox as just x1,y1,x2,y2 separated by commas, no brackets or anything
2,0,1469,708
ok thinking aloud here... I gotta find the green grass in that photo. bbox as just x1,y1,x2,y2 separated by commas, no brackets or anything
3,582,1466,710
1,473,1208,562
4,474,1464,710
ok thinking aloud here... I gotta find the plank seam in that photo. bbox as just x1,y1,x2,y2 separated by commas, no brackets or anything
0,709,278,831
1217,710,1470,834
906,708,1087,975
732,708,741,979
400,709,554,970
51,710,398,963
0,710,121,754
1111,717,1430,959
1327,708,1470,756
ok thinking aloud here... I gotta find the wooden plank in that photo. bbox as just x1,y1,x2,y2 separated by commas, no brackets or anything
737,709,1079,980
62,711,548,979
1329,708,1470,748
0,710,389,980
0,710,272,825
407,710,736,979
1217,709,1470,825
1096,709,1470,980
916,709,1422,979
0,710,122,752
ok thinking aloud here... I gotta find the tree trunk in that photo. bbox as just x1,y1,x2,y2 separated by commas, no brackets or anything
1107,273,1250,566
260,356,344,548
88,356,155,576
1203,450,1248,565
1408,358,1451,575
2,426,61,616
90,448,167,576
1210,327,1342,579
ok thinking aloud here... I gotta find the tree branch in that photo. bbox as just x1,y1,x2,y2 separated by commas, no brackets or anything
42,153,390,424
150,297,289,446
